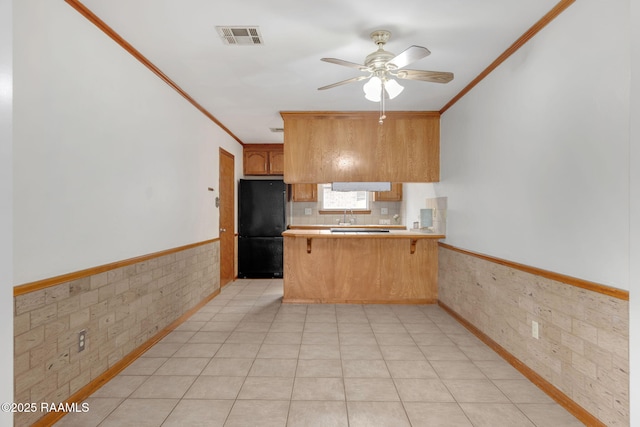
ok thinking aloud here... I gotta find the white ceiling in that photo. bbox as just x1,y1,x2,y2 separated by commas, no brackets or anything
80,0,560,144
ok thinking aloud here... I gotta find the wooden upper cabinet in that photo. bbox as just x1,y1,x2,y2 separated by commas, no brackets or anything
244,150,269,175
269,149,285,175
291,184,317,202
243,144,284,176
373,183,403,201
281,112,439,183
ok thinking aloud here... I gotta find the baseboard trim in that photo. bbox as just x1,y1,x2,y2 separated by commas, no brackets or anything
14,238,219,296
32,287,221,427
222,277,237,288
438,242,628,300
438,300,606,427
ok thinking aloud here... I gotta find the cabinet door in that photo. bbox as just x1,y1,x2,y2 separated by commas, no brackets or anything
283,112,439,183
374,183,403,201
269,149,285,175
244,150,269,175
291,184,317,202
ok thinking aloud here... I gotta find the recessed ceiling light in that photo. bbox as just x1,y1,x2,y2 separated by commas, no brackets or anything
216,26,263,45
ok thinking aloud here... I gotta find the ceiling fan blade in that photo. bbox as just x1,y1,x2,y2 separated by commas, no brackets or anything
388,45,431,69
321,57,368,71
395,69,454,83
318,75,370,91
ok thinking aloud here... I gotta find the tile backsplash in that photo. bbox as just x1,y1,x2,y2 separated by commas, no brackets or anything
289,200,402,226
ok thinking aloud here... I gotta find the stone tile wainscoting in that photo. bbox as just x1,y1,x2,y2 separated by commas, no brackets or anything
13,240,220,427
438,244,629,426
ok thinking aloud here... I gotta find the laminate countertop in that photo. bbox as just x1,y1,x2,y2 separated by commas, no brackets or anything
287,224,406,230
282,229,445,239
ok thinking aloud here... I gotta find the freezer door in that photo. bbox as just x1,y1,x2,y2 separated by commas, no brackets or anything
238,237,283,278
238,180,286,237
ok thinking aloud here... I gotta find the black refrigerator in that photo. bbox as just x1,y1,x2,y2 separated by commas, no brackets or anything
238,179,286,278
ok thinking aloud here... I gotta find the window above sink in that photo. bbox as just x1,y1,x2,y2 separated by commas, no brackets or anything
320,183,369,212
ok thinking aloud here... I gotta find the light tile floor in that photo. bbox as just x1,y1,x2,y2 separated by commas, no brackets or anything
55,279,584,427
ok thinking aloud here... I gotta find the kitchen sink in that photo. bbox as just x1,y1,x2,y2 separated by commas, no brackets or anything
330,228,390,233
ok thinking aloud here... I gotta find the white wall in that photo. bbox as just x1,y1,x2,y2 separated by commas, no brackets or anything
0,0,13,423
437,0,630,290
13,0,243,285
629,0,639,424
402,183,437,227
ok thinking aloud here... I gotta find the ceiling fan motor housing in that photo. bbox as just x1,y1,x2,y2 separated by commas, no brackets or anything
365,30,399,71
365,49,395,69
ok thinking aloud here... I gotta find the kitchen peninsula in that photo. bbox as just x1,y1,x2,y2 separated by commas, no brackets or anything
282,229,444,304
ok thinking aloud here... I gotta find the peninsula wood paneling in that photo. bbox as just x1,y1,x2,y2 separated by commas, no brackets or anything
282,111,439,183
283,233,439,303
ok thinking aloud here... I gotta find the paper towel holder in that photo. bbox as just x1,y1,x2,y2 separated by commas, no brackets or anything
420,208,434,231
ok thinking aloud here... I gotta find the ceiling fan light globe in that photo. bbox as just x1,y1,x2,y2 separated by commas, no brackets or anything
385,79,404,99
363,76,382,102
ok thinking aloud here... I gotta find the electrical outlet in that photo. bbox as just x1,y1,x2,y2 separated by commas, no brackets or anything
380,207,388,215
304,208,312,215
79,329,87,352
379,219,391,225
531,321,539,339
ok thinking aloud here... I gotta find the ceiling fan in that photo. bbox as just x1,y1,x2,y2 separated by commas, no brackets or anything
318,30,453,122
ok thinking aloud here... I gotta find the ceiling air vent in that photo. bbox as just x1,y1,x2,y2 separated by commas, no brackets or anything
216,26,263,45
